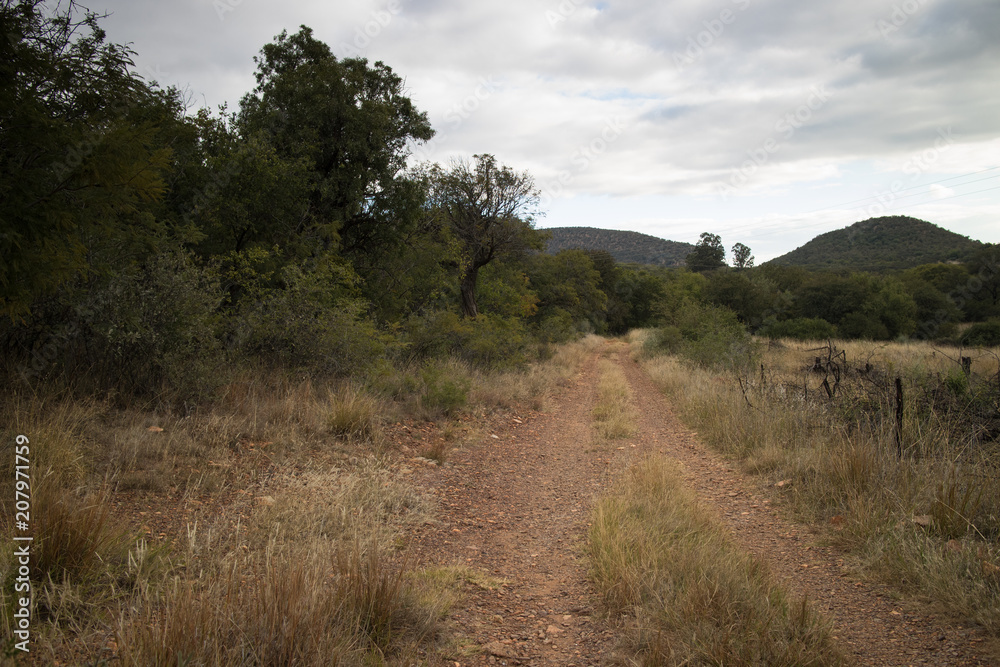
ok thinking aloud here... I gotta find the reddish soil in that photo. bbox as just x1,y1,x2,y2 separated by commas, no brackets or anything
406,343,998,666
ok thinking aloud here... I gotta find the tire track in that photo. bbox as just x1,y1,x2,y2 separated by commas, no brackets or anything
617,347,992,666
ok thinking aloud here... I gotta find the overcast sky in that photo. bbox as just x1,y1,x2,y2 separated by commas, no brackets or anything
93,0,1000,261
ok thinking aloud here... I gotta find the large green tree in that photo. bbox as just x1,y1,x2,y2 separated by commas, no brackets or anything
731,242,754,270
685,232,726,273
0,0,178,318
428,155,545,318
235,26,434,263
525,250,607,333
963,244,1000,321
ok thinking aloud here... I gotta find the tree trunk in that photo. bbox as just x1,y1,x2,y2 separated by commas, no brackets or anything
460,264,480,319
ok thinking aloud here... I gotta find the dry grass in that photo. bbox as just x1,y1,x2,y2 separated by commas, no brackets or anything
326,385,382,442
592,358,638,441
115,538,444,666
1,337,599,663
468,333,601,414
113,458,443,665
588,455,845,666
639,334,1000,635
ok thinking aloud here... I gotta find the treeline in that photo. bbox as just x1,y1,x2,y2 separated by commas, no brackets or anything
4,4,997,406
0,4,666,402
684,233,1000,346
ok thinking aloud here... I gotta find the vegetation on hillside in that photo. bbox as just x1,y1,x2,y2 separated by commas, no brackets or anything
768,216,985,272
544,227,694,267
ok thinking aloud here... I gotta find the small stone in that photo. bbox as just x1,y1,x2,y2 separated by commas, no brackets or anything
147,426,163,432
546,624,563,635
775,479,792,488
255,495,276,506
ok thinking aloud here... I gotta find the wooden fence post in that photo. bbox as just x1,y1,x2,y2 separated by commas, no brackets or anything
894,376,903,459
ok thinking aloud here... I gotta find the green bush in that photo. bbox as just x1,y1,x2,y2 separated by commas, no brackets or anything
403,310,530,369
759,317,837,341
644,325,684,355
236,260,389,376
403,310,472,361
461,314,530,369
420,361,470,416
534,308,577,344
838,311,889,340
647,302,757,372
79,249,226,400
959,319,1000,347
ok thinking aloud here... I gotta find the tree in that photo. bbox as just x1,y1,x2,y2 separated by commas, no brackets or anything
0,0,176,318
685,232,726,273
607,266,668,333
428,155,545,318
704,270,777,328
236,26,434,262
525,250,607,333
963,244,1000,321
731,242,754,270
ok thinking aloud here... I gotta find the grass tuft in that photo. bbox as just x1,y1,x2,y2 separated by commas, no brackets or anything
588,455,845,666
592,357,638,441
326,385,381,441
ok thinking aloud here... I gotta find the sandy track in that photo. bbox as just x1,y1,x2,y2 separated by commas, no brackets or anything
406,343,994,666
617,348,993,666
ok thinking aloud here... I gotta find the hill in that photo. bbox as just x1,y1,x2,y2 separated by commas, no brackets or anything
766,216,984,272
544,227,694,267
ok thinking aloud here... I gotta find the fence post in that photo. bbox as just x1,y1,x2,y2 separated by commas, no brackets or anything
894,376,903,459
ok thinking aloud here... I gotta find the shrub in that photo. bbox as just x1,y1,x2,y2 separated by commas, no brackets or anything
420,361,470,416
533,308,577,344
2,249,227,401
648,302,758,372
403,310,531,369
759,317,838,341
959,319,1000,347
461,314,530,369
236,261,389,376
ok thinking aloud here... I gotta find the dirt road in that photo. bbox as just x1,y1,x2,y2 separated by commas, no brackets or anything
407,343,994,665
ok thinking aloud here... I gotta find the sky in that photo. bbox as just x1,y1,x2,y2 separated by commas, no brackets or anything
92,0,1000,262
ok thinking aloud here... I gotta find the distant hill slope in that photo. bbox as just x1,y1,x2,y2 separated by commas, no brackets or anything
544,227,694,267
766,216,984,272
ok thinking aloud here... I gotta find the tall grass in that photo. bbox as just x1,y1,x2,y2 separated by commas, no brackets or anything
115,459,442,665
588,456,844,666
1,336,599,662
639,336,1000,635
592,356,638,441
116,539,443,666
